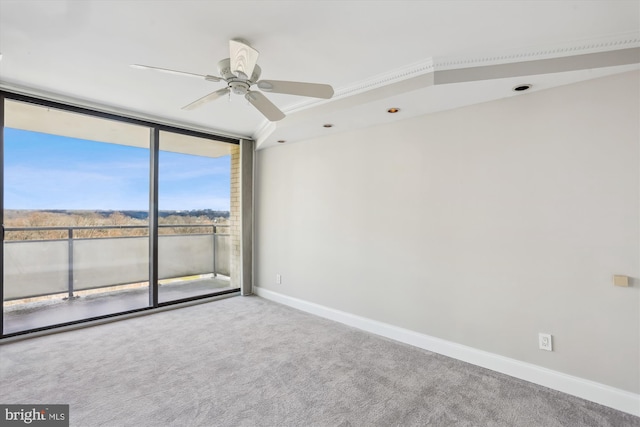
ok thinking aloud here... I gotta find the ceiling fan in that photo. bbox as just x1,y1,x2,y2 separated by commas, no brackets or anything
131,39,334,121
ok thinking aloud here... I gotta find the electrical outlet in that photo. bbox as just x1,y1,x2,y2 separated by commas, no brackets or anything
276,274,281,285
538,333,553,351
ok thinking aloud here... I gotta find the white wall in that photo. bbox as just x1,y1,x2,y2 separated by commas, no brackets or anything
254,71,640,394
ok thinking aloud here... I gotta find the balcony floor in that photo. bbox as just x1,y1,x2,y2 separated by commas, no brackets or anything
3,276,236,335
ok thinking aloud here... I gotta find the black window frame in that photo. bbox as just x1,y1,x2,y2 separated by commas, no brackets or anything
0,90,241,339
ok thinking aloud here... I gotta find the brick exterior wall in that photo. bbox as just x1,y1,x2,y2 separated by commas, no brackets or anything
229,144,241,287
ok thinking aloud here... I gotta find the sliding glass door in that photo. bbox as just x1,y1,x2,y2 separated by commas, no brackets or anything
157,131,237,303
1,93,243,337
2,98,151,334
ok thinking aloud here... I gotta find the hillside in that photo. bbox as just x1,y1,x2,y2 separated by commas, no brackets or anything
3,209,230,241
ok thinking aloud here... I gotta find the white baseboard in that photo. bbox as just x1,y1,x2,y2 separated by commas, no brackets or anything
253,286,640,417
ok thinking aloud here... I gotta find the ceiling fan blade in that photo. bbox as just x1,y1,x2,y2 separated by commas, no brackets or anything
131,64,222,82
182,87,230,111
256,80,334,99
245,91,285,121
229,39,259,80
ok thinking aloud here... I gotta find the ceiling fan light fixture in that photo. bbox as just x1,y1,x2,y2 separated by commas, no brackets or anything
387,107,400,113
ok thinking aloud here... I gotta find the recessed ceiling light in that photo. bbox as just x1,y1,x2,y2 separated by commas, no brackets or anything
387,108,400,113
513,84,532,92
277,140,286,143
323,124,333,128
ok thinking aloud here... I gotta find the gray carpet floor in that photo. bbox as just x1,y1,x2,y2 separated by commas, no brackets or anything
1,295,638,427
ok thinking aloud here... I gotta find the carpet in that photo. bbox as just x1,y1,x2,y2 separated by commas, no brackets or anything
1,295,638,426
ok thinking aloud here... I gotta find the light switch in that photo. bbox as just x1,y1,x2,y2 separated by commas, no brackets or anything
613,275,629,287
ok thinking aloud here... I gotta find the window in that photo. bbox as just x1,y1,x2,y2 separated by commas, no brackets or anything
1,92,245,337
157,131,237,303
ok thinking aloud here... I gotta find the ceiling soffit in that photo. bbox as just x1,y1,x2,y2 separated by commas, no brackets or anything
254,34,640,149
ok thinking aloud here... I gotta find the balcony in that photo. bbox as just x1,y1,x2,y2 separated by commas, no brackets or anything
3,224,236,335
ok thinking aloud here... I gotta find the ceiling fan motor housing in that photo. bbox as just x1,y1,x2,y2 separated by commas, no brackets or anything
230,81,250,95
217,59,235,80
218,58,262,83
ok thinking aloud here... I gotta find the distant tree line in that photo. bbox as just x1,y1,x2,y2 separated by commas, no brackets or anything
35,209,230,221
3,210,230,241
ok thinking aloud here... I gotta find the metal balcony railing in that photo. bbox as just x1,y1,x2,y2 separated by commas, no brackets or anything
3,224,230,301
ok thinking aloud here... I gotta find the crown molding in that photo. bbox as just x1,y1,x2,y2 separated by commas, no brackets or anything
253,119,278,146
434,32,640,71
332,57,436,101
280,57,436,115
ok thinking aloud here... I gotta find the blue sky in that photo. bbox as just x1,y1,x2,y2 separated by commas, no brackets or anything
4,128,231,211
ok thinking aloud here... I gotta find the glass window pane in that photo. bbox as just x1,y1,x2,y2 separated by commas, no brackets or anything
2,99,151,334
158,131,238,303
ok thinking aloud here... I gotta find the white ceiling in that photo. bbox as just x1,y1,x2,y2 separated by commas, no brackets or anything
0,0,638,150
